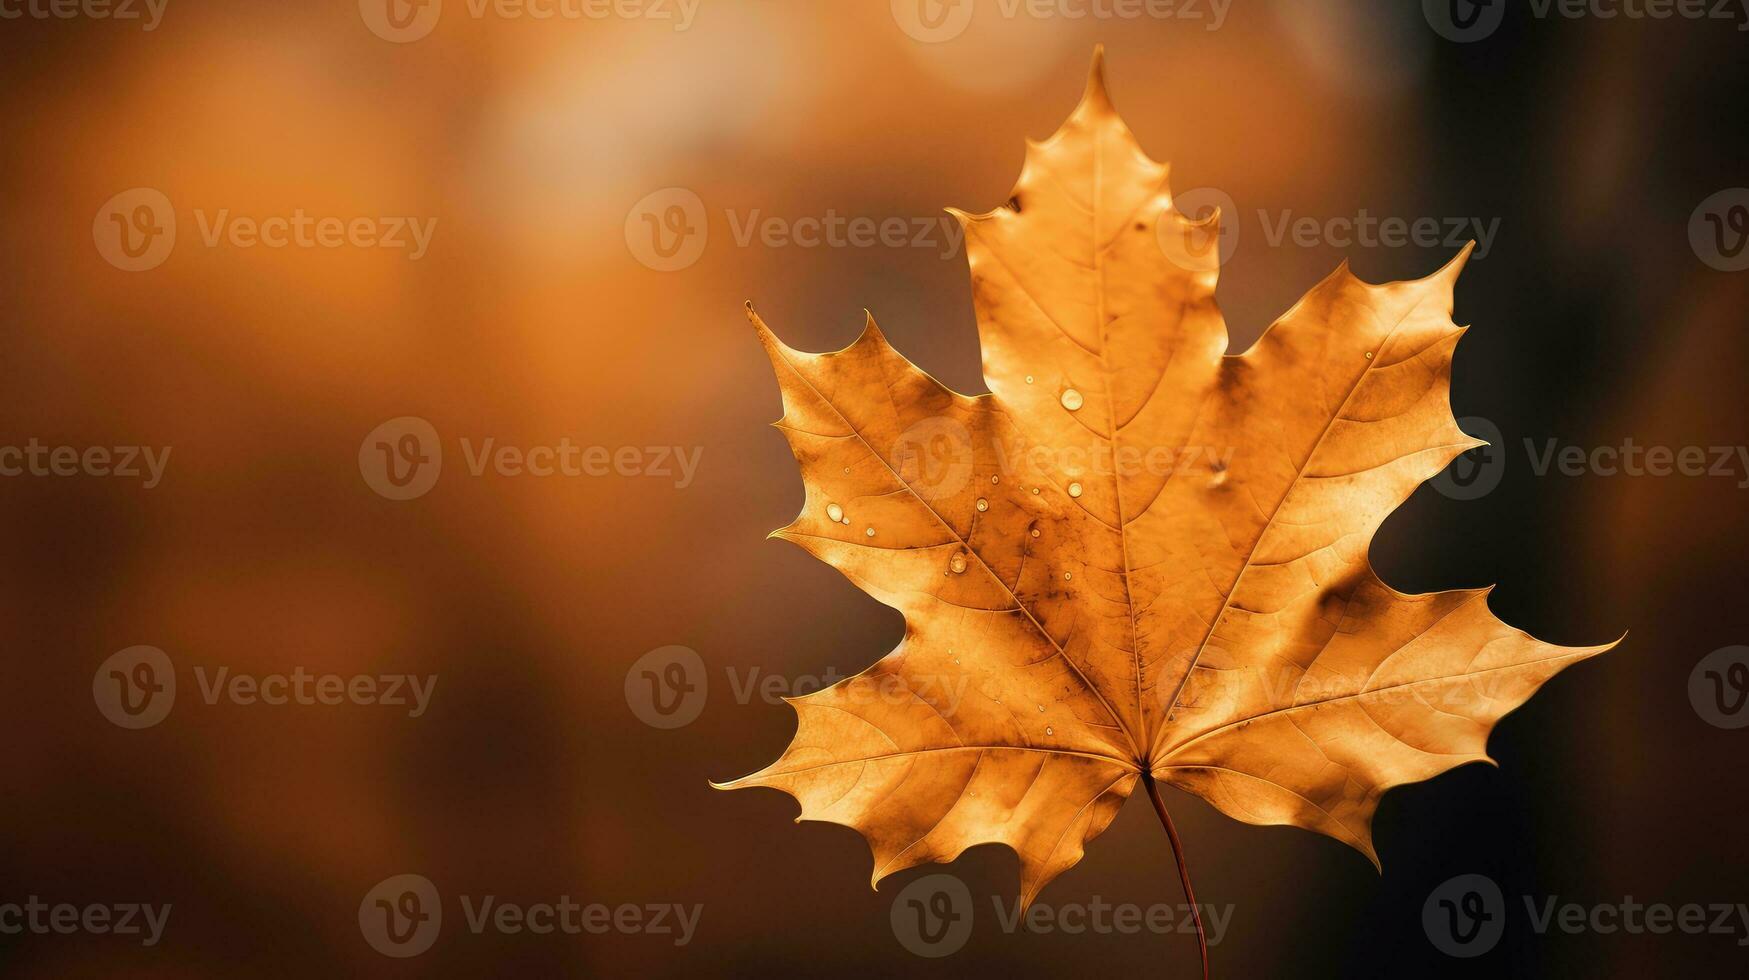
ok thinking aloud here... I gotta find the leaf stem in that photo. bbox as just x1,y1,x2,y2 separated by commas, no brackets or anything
1142,771,1208,979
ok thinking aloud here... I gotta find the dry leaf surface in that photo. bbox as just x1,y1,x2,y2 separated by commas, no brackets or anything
717,51,1614,908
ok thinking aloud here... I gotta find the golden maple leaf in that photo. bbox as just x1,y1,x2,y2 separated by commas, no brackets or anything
715,48,1615,962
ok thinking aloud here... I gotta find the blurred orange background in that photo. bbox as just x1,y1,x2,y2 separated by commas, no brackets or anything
2,1,1746,975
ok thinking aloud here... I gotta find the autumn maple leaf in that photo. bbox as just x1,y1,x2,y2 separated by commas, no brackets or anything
715,48,1615,972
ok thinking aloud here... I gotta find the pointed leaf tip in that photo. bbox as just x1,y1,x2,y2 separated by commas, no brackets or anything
857,309,887,347
1082,45,1111,107
1430,241,1476,286
747,304,795,360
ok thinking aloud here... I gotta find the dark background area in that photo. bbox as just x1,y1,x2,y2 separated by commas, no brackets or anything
1,1,1745,975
